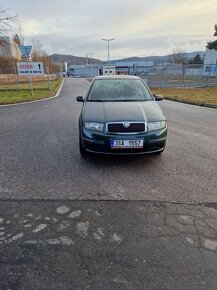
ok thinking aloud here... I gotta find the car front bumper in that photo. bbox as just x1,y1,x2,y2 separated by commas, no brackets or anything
80,126,167,155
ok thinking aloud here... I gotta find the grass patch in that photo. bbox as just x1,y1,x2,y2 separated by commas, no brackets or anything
0,79,63,105
151,87,217,106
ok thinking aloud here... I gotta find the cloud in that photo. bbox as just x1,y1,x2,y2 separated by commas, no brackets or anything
4,0,217,59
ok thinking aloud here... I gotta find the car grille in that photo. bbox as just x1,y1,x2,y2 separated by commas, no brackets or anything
107,122,146,133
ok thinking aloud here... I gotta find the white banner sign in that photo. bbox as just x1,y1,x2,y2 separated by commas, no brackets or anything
17,62,44,76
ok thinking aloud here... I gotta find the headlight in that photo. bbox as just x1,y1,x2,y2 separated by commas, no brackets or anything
147,121,166,132
84,122,104,132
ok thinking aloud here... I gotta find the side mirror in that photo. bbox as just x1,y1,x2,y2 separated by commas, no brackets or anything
76,96,84,102
154,95,163,101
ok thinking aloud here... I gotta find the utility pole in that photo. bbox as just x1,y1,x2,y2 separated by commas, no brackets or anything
101,38,115,65
87,52,95,80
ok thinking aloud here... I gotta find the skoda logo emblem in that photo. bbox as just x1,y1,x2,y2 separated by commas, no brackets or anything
123,122,130,128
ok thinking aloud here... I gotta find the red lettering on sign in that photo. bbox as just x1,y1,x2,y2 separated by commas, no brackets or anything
18,64,33,69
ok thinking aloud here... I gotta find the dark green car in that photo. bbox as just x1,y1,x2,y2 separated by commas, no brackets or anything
77,75,167,155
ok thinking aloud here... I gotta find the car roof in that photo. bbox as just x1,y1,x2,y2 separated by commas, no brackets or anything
94,75,141,80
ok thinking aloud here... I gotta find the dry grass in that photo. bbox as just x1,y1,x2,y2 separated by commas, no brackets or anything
151,87,217,106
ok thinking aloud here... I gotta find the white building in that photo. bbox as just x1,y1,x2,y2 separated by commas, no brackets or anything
203,48,217,76
103,66,116,75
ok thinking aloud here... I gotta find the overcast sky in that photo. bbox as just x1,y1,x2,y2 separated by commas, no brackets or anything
3,0,217,60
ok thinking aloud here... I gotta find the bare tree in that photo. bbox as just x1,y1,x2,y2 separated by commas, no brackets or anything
31,39,56,72
14,17,24,45
0,8,17,34
31,39,44,61
168,48,188,64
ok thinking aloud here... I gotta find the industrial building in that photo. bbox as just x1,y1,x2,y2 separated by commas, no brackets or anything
114,61,153,75
67,60,154,78
67,64,99,78
203,48,217,76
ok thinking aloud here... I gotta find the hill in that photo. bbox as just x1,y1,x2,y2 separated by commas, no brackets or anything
112,51,205,64
49,51,205,65
50,54,103,65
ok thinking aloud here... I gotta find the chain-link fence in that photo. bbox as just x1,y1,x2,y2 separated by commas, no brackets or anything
139,64,217,88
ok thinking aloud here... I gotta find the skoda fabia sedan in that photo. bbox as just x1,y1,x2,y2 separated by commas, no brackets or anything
77,75,167,155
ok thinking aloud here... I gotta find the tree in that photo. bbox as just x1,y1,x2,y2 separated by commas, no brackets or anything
214,23,217,37
207,24,217,50
0,8,17,34
31,39,44,61
168,48,188,64
31,39,58,73
0,56,17,73
14,18,24,46
189,53,203,64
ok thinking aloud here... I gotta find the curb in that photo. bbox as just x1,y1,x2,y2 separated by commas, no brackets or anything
0,79,65,108
164,97,217,109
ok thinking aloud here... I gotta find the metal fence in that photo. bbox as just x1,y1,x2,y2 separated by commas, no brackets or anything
138,64,217,88
0,73,58,90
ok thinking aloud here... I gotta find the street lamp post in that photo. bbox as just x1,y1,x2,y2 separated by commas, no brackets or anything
87,52,95,79
101,38,115,65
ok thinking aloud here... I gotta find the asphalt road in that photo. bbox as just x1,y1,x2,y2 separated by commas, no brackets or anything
0,78,216,202
1,200,217,290
1,78,217,289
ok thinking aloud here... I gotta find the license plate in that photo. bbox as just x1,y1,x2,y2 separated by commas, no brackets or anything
110,140,144,149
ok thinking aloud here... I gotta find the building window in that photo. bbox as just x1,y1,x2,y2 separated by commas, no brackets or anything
205,66,211,73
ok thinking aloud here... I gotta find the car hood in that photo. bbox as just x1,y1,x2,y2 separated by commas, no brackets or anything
83,101,166,123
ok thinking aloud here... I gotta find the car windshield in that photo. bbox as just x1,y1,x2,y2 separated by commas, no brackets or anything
87,79,153,102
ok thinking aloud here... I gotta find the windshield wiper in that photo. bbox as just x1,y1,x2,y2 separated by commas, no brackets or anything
87,100,105,102
87,99,147,102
